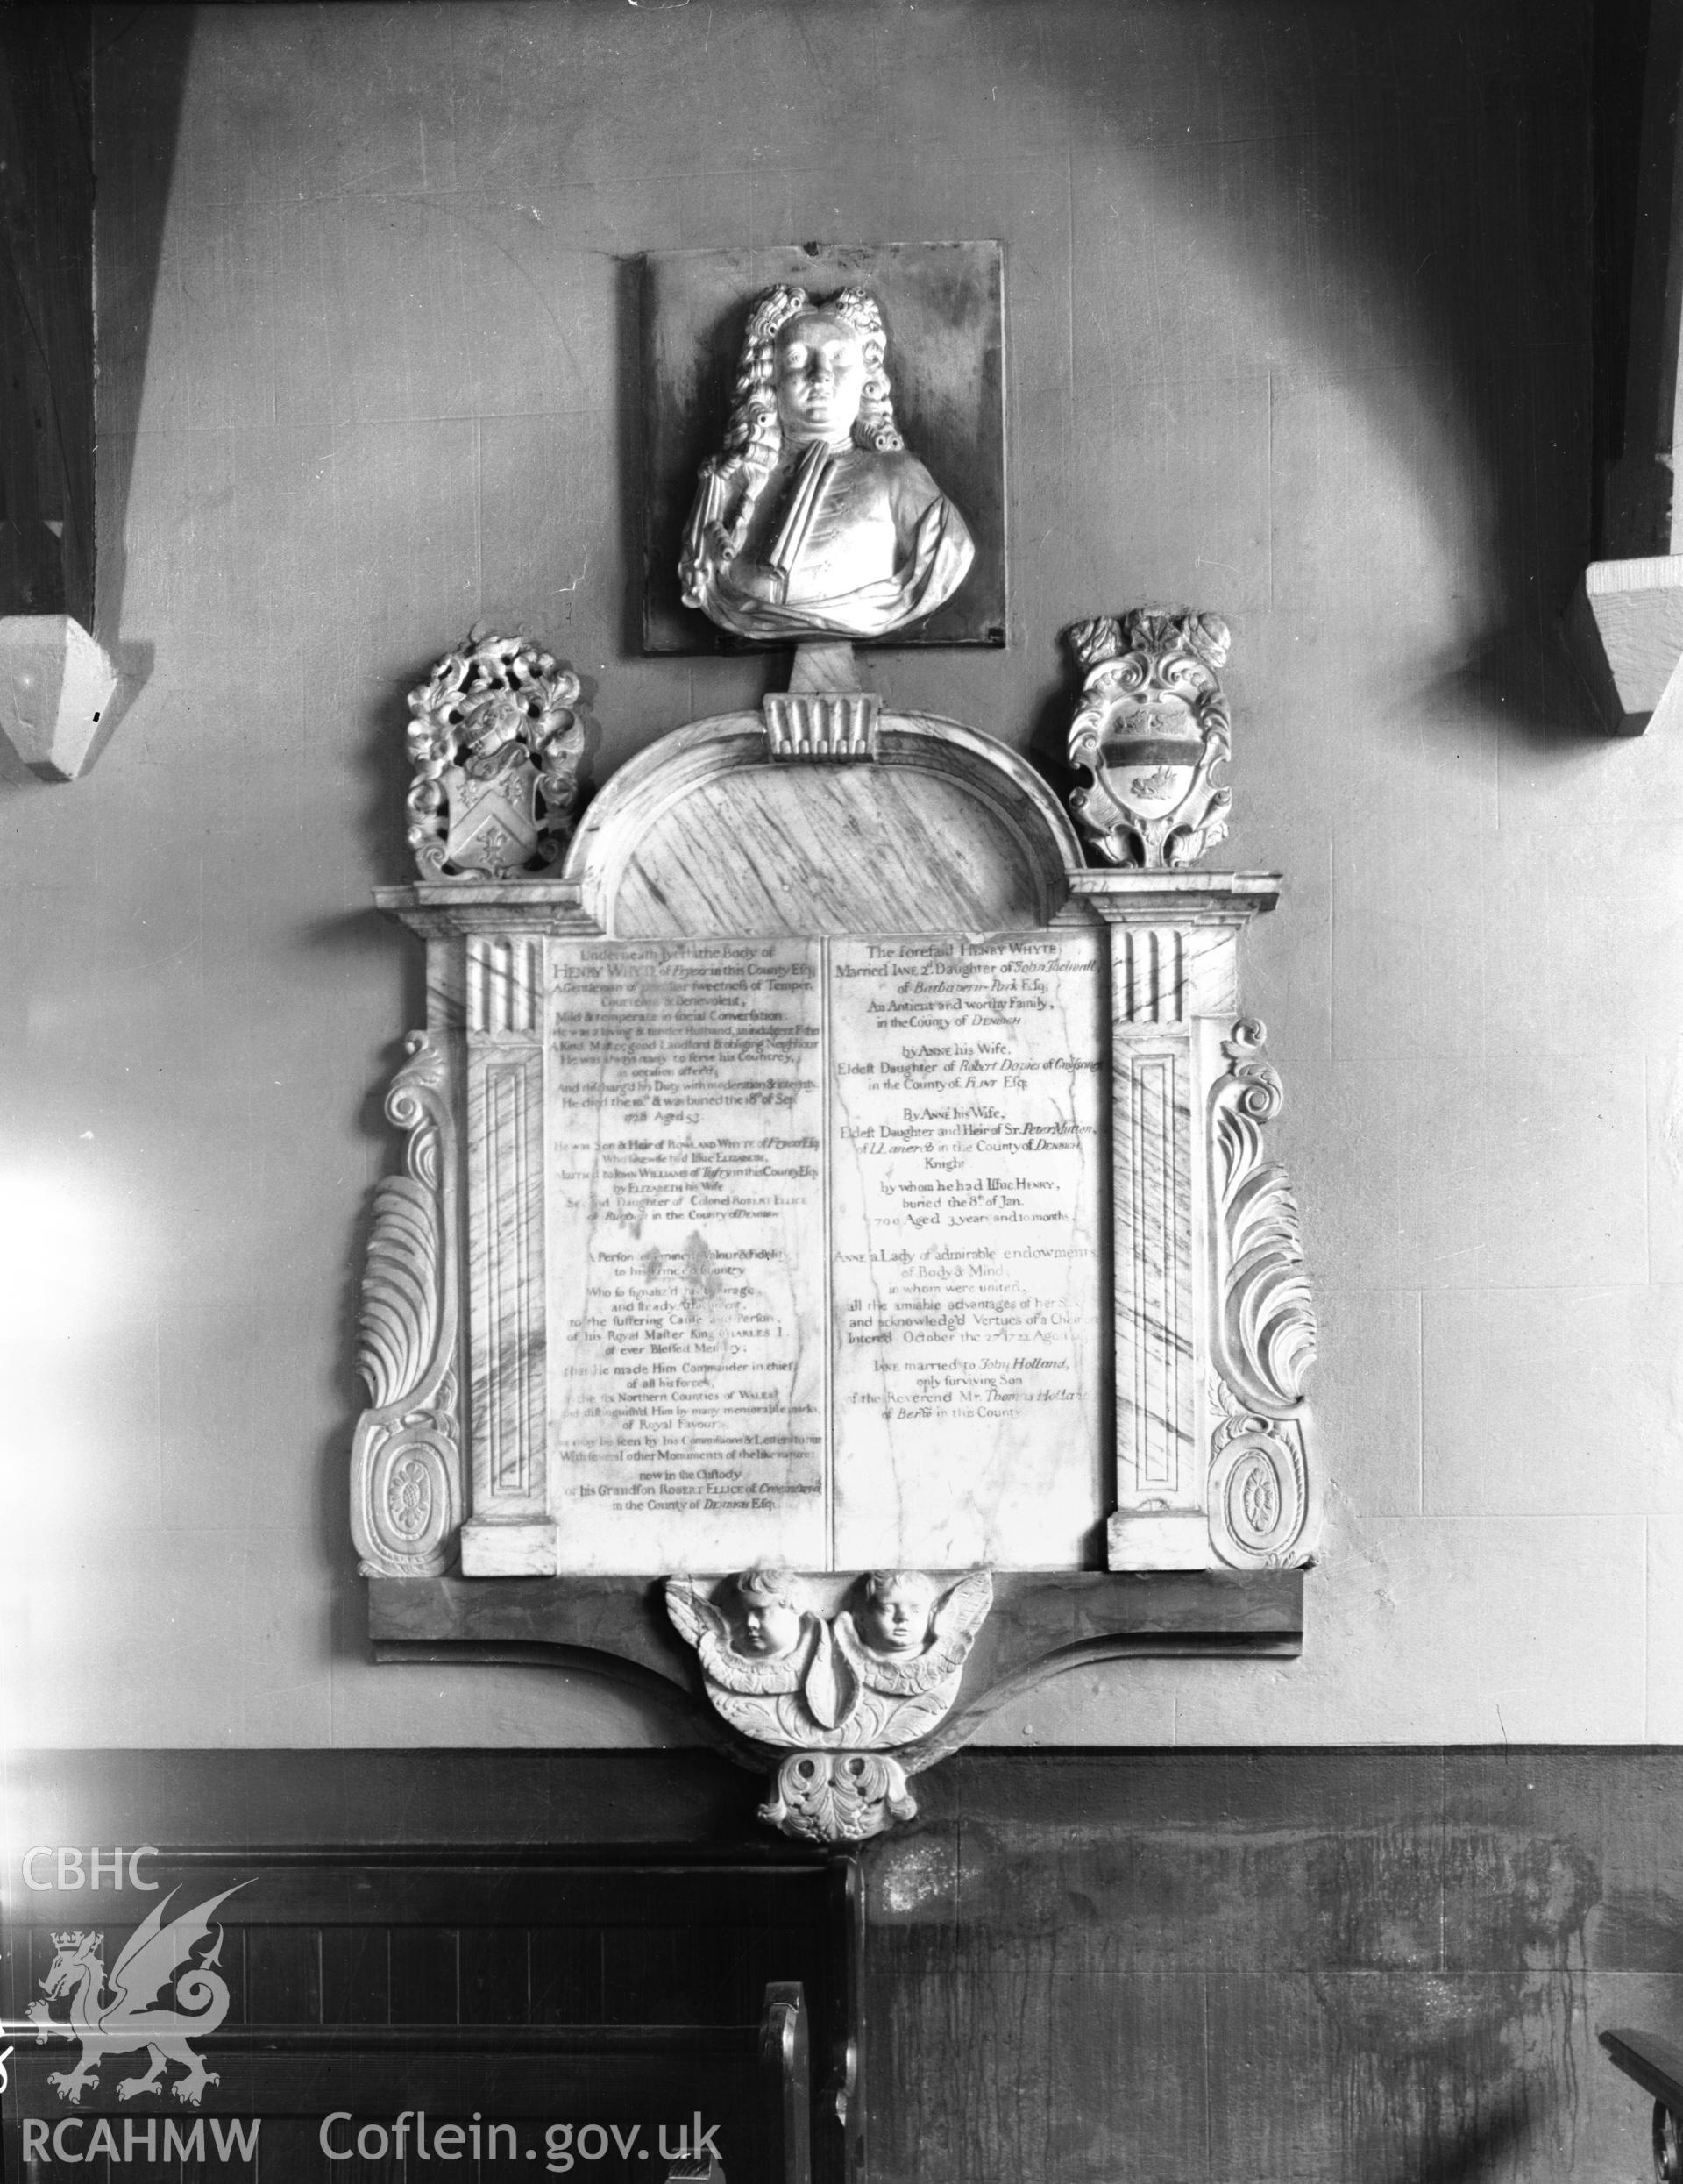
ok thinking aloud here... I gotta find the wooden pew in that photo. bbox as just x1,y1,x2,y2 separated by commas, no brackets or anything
1601,2026,1683,2181
4,1842,848,2184
6,1980,810,2184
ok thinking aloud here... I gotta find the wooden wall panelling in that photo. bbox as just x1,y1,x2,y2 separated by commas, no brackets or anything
859,1749,1679,2184
17,1746,1683,2181
2,1803,855,2184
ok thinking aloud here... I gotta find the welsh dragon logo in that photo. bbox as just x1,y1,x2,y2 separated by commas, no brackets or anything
26,1886,246,2106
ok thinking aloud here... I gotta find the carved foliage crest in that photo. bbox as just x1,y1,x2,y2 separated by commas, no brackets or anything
406,634,588,880
351,1034,463,1576
1206,1020,1319,1569
1067,606,1232,869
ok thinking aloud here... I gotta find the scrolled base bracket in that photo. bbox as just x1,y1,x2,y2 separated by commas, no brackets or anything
664,1565,991,1844
368,1567,1303,1841
759,1753,918,1844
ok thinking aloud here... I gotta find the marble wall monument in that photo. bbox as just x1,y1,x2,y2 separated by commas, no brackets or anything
353,255,1319,1843
354,632,1320,1837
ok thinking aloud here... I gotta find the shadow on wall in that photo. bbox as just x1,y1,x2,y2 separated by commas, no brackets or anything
968,0,1597,757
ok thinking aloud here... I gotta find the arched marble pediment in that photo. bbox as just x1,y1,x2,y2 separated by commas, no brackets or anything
562,710,1086,938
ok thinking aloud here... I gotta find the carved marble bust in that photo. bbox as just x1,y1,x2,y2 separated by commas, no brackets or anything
678,283,975,643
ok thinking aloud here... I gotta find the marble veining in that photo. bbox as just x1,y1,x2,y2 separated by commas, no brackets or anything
1113,1042,1195,1502
614,764,1049,938
467,1047,547,1519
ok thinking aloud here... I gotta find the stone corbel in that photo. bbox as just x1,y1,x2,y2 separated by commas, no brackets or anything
665,1568,993,1841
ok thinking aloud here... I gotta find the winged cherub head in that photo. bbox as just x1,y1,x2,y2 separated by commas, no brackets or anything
858,1569,940,1657
735,1567,809,1659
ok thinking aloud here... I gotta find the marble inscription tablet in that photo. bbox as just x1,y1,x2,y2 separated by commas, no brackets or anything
549,940,829,1573
829,933,1105,1568
545,929,1104,1573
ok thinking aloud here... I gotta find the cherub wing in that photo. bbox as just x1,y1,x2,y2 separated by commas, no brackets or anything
924,1567,994,1675
664,1578,810,1693
664,1575,729,1655
106,1884,248,2017
666,1575,761,1684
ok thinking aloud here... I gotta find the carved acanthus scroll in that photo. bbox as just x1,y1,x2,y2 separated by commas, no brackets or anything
760,1753,917,1845
406,634,588,879
1205,1020,1319,1569
351,1035,463,1576
1067,607,1232,869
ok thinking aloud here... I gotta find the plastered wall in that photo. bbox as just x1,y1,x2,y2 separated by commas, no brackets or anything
5,0,1678,1748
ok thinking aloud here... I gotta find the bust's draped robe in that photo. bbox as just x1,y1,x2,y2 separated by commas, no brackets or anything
682,439,975,642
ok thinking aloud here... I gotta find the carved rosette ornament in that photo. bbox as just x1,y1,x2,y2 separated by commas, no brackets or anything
405,634,588,879
351,1035,464,1576
1066,607,1232,869
665,1568,993,1841
1206,1021,1320,1569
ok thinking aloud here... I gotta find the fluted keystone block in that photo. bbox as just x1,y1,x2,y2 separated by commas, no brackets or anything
763,688,880,761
